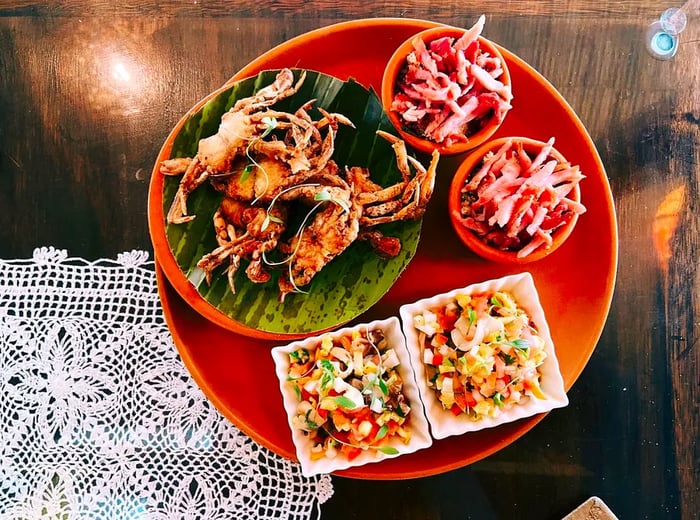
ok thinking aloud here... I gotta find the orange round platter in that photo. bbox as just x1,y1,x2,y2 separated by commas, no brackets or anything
150,18,618,479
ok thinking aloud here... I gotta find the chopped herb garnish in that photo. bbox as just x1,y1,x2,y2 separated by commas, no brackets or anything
313,188,351,213
333,395,357,409
319,359,335,389
313,190,331,202
493,392,504,407
374,424,389,442
467,307,477,330
289,349,309,364
370,395,385,411
377,446,399,455
238,164,254,184
260,116,278,137
260,212,285,233
305,409,318,428
377,376,389,396
501,353,517,365
506,339,530,357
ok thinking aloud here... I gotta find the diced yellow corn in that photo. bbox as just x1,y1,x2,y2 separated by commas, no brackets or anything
474,400,493,417
363,362,378,374
319,397,338,411
396,427,411,443
438,364,455,374
528,379,547,399
456,293,471,308
353,350,363,376
439,393,455,408
310,445,326,460
497,291,517,310
320,335,333,355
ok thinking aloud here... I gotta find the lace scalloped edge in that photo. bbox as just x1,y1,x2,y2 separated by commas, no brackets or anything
0,246,154,269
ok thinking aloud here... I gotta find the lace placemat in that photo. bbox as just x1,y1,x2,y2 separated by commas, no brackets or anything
0,247,333,520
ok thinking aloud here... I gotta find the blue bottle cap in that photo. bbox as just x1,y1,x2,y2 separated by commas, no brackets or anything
646,20,679,60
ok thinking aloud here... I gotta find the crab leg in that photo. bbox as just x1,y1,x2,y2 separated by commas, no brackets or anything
197,242,241,286
377,130,413,183
233,69,306,113
356,181,407,206
362,200,405,217
360,149,439,226
166,157,208,224
407,153,439,206
160,157,192,176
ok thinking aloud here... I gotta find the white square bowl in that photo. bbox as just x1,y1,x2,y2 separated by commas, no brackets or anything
271,316,432,477
399,272,568,440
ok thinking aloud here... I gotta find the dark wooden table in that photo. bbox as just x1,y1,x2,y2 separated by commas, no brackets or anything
1,1,698,519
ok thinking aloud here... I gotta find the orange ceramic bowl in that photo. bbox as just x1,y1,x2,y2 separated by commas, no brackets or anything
448,137,583,263
381,25,512,155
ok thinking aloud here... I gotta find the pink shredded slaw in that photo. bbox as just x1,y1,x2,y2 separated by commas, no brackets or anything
391,15,513,146
455,138,586,257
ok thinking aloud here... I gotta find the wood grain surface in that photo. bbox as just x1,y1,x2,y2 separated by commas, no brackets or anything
0,1,698,519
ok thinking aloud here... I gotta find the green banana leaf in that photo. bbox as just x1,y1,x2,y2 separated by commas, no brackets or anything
162,69,423,336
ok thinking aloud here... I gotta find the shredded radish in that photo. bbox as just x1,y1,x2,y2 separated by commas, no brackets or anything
456,138,586,257
390,15,513,146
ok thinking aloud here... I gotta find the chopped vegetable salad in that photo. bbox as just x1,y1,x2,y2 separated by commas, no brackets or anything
412,290,548,420
286,328,412,461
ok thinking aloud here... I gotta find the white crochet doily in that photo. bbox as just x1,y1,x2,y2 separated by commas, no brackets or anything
0,247,333,520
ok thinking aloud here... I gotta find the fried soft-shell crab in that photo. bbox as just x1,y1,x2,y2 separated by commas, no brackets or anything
161,68,439,301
